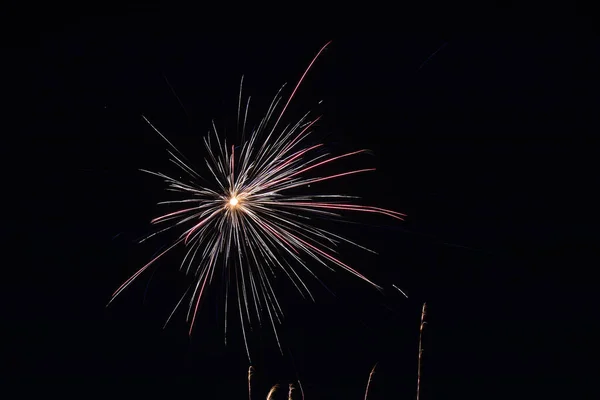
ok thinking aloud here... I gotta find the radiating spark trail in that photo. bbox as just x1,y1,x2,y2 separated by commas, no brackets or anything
109,41,406,358
393,284,409,298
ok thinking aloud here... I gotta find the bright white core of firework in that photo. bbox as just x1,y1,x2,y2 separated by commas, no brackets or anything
229,197,239,207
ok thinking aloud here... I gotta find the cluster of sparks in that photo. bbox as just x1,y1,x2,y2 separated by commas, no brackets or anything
109,41,405,360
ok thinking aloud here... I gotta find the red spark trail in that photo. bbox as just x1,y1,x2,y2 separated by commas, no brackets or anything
270,41,332,137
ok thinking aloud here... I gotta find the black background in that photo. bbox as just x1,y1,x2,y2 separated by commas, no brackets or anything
11,16,597,400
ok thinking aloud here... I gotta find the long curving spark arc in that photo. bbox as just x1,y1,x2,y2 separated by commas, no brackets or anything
108,41,406,361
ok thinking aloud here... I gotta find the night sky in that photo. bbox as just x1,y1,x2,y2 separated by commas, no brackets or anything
13,18,596,400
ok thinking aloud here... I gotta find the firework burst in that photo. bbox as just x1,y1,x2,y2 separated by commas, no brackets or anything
109,41,405,360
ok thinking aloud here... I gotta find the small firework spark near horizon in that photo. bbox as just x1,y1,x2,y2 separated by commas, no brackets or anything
109,41,405,360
